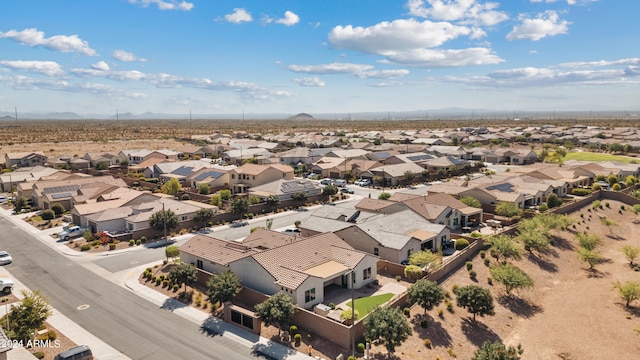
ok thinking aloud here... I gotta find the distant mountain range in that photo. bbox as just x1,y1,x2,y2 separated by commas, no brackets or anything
0,109,638,121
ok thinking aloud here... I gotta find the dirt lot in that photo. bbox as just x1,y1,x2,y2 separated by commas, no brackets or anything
365,200,640,360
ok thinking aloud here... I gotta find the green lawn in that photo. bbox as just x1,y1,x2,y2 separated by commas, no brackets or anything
346,293,394,316
563,152,638,163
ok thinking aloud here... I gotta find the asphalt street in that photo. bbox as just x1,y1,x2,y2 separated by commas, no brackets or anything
0,216,271,360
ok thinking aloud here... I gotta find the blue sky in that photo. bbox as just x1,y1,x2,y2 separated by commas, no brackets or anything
1,0,638,116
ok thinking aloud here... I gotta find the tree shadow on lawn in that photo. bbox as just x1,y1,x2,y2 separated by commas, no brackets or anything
584,267,610,279
498,295,543,319
551,235,575,251
527,253,558,273
411,314,452,348
199,317,222,337
461,317,501,347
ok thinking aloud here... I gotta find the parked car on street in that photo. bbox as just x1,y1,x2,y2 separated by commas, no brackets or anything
229,220,249,228
0,251,12,265
355,179,371,186
334,179,347,187
58,225,86,241
320,178,333,185
0,278,14,294
340,187,355,194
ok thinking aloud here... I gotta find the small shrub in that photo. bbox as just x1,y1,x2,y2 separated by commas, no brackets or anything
172,284,179,292
538,203,549,212
290,325,298,335
33,352,45,359
424,338,432,348
451,284,459,293
155,278,161,285
162,280,169,288
479,250,486,259
469,270,477,280
159,275,165,281
293,333,302,344
109,243,116,250
395,275,402,282
455,239,469,250
140,236,147,243
403,307,411,317
357,343,365,353
447,348,457,358
444,290,451,299
572,188,592,196
80,244,91,251
621,205,626,211
347,356,357,360
487,277,493,285
136,239,141,245
484,257,491,266
466,261,473,271
605,202,610,208
328,302,336,309
447,302,454,313
129,239,135,246
438,308,444,318
420,319,428,328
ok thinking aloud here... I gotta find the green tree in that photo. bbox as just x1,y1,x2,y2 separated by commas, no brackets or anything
149,208,179,238
254,292,297,337
206,270,242,305
489,264,534,295
209,194,222,207
165,245,179,260
453,285,495,321
265,194,280,211
408,251,442,273
248,195,260,205
403,265,424,282
625,175,637,188
198,183,211,195
161,178,182,195
472,341,524,360
576,232,602,251
407,279,445,316
194,208,215,229
4,290,52,342
606,143,624,153
460,196,482,208
487,235,522,263
364,306,412,357
546,193,562,208
322,184,339,196
51,203,65,216
554,148,567,158
578,247,603,270
623,144,633,154
622,245,640,266
607,174,619,186
231,197,249,215
403,171,416,184
378,192,391,200
13,197,27,213
516,228,550,255
40,209,55,220
600,217,618,235
340,308,359,325
292,192,308,204
219,189,232,201
169,262,198,294
495,202,522,218
614,281,640,307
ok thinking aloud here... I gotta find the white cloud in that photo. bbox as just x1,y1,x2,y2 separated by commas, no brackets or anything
530,0,594,4
440,57,640,87
293,77,326,87
224,8,253,24
329,18,471,54
287,62,374,75
91,61,110,71
406,0,509,26
506,11,570,41
356,69,411,79
112,50,147,62
0,60,64,76
383,47,503,67
276,11,300,26
129,0,194,11
0,28,97,56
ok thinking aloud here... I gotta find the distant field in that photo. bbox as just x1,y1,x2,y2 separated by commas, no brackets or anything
564,151,638,163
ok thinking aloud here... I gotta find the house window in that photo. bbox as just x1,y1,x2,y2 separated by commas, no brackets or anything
373,247,379,256
231,174,235,179
441,235,447,242
363,267,372,280
305,288,316,303
253,176,255,180
196,259,203,269
407,249,412,258
182,216,187,221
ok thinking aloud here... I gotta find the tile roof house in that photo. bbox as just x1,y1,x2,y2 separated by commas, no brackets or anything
180,230,378,309
229,164,294,194
4,152,47,168
248,178,322,200
0,165,60,192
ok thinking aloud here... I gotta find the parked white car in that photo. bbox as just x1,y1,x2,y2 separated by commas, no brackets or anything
355,179,371,186
0,251,12,265
0,278,14,294
58,226,86,241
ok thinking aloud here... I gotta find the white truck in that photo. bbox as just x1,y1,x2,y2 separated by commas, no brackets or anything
58,225,86,241
0,278,14,294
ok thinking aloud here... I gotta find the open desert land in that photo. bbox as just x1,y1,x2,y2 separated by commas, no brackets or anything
365,199,640,360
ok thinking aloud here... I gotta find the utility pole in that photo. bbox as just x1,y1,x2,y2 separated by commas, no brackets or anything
351,269,355,359
14,106,18,122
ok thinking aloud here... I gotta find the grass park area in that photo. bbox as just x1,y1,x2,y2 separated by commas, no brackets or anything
346,293,394,316
564,151,638,163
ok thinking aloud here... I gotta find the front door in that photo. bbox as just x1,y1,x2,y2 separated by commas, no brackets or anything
341,274,348,288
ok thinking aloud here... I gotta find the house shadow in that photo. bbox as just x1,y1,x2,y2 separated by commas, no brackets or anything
411,314,452,348
527,253,558,273
498,295,543,318
460,317,501,347
160,298,187,312
251,341,298,360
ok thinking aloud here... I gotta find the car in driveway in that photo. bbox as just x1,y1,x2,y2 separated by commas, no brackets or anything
0,251,12,265
340,187,355,194
355,179,371,186
58,225,86,241
0,278,14,294
320,178,333,185
229,220,249,228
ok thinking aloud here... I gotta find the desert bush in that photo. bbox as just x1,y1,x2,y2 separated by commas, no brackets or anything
289,325,298,335
80,244,91,251
480,250,486,258
469,270,477,280
41,209,55,220
572,188,592,196
129,239,135,246
424,338,432,348
403,307,411,317
357,343,365,353
455,239,469,250
109,243,116,250
466,261,473,271
420,319,428,328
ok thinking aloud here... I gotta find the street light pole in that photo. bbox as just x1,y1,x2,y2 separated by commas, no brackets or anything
163,202,167,249
351,269,355,359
